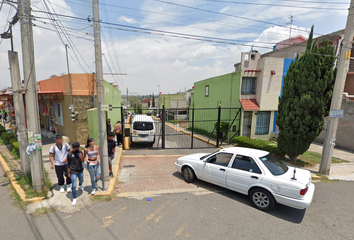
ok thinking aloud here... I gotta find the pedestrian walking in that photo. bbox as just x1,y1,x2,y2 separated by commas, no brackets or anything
49,135,72,193
67,142,84,206
107,132,116,178
113,121,123,146
106,118,112,134
84,138,100,195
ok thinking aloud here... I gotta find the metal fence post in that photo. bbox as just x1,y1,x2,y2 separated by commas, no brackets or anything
191,106,195,149
216,105,221,148
162,105,166,149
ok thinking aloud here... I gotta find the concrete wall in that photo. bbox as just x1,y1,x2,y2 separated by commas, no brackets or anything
159,93,185,108
192,72,242,134
257,57,285,110
104,81,121,125
170,99,188,108
315,97,354,151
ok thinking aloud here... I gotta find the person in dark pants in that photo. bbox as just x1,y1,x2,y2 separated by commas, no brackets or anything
106,118,112,134
107,132,116,178
67,142,84,206
113,121,123,146
49,135,72,193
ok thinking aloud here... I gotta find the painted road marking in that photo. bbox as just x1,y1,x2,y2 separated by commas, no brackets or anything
123,200,172,240
154,213,165,223
175,223,187,236
101,206,127,228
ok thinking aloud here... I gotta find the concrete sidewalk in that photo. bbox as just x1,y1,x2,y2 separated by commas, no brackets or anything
26,137,119,214
307,143,354,181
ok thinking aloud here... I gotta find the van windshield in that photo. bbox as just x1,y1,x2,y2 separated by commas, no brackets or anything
133,122,153,130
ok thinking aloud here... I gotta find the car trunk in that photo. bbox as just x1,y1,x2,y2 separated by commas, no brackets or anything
275,167,311,199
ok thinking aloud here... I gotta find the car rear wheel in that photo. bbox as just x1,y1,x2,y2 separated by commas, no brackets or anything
183,167,195,183
249,188,275,211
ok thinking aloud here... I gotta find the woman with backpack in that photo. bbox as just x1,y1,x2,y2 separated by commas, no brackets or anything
84,138,100,195
114,121,123,146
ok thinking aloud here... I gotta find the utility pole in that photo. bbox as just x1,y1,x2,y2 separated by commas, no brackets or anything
127,87,129,107
288,15,293,39
18,0,45,190
8,51,31,175
65,44,73,106
93,0,109,187
320,0,354,175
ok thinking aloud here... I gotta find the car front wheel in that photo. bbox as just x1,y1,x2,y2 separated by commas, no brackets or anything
182,167,195,183
249,188,275,211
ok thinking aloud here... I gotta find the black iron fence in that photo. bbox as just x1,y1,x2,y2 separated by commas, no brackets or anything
116,106,241,149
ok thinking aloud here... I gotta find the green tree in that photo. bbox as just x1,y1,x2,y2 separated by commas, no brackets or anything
276,26,336,160
152,94,155,107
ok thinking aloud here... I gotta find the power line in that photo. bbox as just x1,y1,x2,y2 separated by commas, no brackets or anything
200,0,348,10
280,0,349,4
31,12,308,47
151,0,323,35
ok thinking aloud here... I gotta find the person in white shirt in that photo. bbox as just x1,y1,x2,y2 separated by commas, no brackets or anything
49,135,72,193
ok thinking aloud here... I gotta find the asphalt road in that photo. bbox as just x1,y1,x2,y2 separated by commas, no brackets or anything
1,163,354,240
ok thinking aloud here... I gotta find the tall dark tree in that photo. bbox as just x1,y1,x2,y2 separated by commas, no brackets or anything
152,94,155,107
276,26,336,160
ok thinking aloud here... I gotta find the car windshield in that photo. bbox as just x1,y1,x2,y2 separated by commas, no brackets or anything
200,151,219,160
133,122,153,130
259,154,288,176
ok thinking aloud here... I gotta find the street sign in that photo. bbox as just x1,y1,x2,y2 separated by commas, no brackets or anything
101,104,113,112
329,109,343,118
101,104,109,112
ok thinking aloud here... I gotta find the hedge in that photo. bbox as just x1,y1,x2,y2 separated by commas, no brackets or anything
12,141,19,150
0,131,15,145
232,136,285,159
0,125,5,133
9,138,17,145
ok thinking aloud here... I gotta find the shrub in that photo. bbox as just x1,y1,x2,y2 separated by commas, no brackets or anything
10,138,17,145
232,136,285,159
12,141,19,150
0,125,5,133
214,122,229,132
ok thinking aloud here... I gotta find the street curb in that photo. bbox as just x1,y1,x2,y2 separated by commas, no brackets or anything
94,146,123,196
0,153,44,203
163,121,224,149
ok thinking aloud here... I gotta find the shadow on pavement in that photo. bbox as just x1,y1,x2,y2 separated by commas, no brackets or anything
172,171,306,224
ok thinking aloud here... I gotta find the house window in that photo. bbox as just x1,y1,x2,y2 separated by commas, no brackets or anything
251,54,255,60
241,77,256,94
205,85,209,97
255,111,271,135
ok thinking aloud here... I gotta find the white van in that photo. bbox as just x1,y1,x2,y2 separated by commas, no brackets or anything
130,115,155,146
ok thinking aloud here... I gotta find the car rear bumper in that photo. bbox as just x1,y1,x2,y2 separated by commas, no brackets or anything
175,162,182,172
131,135,154,143
273,183,315,209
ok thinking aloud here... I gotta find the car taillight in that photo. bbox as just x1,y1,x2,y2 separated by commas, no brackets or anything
133,131,137,136
300,186,308,195
150,131,153,135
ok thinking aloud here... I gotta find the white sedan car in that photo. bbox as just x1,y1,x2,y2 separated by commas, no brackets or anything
175,147,315,211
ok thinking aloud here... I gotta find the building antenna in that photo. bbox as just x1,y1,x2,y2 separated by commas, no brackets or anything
287,15,293,39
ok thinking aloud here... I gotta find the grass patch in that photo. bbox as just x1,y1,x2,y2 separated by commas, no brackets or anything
313,174,339,183
10,147,20,160
7,184,30,210
0,152,10,163
30,207,56,217
90,194,116,202
15,171,53,199
283,151,350,167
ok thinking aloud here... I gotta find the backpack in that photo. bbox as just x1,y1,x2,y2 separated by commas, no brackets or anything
52,143,70,160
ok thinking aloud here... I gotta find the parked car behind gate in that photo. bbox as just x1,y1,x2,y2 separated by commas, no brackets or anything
131,115,155,146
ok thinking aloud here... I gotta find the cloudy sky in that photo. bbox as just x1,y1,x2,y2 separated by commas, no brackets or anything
0,0,349,94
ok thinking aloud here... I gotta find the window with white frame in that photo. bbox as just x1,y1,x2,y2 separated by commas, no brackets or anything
241,77,257,95
255,111,271,135
54,102,64,126
205,85,209,97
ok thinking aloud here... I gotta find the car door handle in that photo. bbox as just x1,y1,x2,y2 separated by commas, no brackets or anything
220,168,226,172
251,176,258,179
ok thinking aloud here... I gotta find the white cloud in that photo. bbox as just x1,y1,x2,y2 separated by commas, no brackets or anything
118,16,139,24
220,6,230,13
